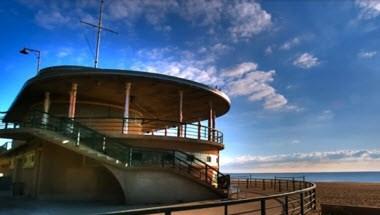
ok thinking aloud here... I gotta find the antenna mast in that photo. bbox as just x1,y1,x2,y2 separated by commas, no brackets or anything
94,0,104,68
81,0,118,68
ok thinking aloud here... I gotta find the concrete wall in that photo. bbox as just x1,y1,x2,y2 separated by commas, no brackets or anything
9,141,124,203
107,166,220,205
37,143,124,202
8,139,221,205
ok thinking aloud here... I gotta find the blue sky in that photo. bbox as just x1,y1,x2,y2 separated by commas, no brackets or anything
0,0,380,172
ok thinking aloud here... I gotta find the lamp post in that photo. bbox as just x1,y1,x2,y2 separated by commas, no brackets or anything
19,47,41,73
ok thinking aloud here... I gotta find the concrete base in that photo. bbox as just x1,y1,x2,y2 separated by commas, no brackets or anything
5,139,220,205
107,166,220,205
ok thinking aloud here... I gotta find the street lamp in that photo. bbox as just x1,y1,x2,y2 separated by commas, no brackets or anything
19,47,41,73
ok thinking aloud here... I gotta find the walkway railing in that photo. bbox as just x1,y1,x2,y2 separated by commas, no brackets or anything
76,117,223,144
101,177,316,215
0,111,228,192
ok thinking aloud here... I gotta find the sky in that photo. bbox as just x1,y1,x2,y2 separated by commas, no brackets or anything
0,0,380,173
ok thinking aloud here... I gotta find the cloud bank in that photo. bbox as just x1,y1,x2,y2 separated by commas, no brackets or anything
222,149,380,173
133,47,290,110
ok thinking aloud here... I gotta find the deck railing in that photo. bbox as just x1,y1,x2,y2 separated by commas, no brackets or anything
76,117,223,144
101,177,316,215
0,112,223,144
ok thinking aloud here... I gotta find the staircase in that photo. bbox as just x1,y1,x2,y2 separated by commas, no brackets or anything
0,111,229,196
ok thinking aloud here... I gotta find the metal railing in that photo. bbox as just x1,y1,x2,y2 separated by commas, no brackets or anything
0,111,228,192
0,141,11,153
101,177,316,215
76,117,223,144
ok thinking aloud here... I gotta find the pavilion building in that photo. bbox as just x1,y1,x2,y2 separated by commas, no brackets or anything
0,65,230,204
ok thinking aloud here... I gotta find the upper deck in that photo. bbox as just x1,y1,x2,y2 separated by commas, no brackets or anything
5,66,230,123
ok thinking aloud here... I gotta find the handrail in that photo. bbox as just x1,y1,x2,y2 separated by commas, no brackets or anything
0,110,228,192
100,178,317,215
75,116,224,144
176,150,225,178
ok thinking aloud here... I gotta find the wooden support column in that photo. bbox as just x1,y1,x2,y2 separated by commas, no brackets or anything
178,90,183,137
123,82,131,134
68,83,78,119
42,92,50,125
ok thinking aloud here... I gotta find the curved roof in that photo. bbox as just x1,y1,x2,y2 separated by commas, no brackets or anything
5,65,230,122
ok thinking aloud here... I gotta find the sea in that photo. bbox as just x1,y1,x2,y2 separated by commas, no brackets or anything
230,171,380,183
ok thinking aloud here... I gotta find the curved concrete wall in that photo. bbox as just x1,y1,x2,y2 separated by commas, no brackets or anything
10,141,125,202
107,166,220,205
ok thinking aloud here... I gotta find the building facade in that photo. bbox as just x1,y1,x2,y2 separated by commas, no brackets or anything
0,66,231,204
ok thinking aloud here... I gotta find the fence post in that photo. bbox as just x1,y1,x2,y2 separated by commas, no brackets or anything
205,165,208,184
308,190,312,210
129,148,133,166
284,195,289,215
246,178,249,189
279,179,282,192
292,178,295,191
224,204,228,215
300,192,304,215
197,122,201,140
263,179,266,190
261,199,266,215
286,180,289,191
313,189,317,210
76,129,80,146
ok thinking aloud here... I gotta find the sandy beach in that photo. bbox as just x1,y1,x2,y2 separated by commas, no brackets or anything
312,182,380,214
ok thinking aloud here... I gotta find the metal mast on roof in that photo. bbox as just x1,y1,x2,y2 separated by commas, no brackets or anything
81,0,118,68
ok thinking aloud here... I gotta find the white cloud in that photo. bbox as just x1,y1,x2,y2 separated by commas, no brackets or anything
222,63,289,110
291,139,301,144
317,110,334,121
133,46,221,85
134,47,292,111
108,0,178,31
221,62,257,78
265,46,273,55
293,53,320,69
35,10,71,30
181,0,223,26
355,0,380,19
227,0,272,41
358,50,377,58
221,149,380,173
24,0,273,41
264,94,288,109
280,37,301,50
56,47,73,58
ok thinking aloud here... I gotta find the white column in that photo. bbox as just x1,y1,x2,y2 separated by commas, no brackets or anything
68,83,78,119
212,111,216,141
42,92,50,125
123,82,131,134
178,90,183,137
208,101,213,141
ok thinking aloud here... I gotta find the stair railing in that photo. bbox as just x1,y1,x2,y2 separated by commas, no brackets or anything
1,110,230,191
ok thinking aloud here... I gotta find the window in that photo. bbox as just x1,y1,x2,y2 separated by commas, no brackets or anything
206,156,211,162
